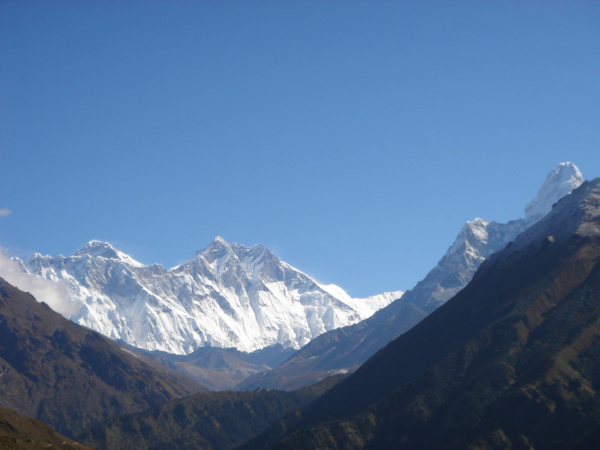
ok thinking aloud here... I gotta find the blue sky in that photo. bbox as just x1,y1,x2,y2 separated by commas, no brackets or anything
1,1,599,297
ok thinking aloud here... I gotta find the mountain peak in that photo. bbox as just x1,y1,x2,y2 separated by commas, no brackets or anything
196,236,233,256
74,240,117,257
73,240,144,267
524,162,584,222
503,177,600,260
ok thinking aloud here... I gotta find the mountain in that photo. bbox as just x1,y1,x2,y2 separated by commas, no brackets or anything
0,278,207,438
0,405,94,450
125,343,296,391
239,162,584,390
408,161,583,313
236,302,428,391
22,237,402,354
242,176,600,449
77,374,345,450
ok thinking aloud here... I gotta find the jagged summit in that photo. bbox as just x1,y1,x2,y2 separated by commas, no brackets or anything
498,177,600,261
74,240,118,257
193,236,235,260
193,237,272,269
196,237,271,258
406,162,585,312
73,240,144,267
524,162,583,222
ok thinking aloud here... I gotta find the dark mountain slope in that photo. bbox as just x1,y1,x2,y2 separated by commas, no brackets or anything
0,279,208,438
243,178,600,449
0,405,93,450
77,374,345,450
237,302,427,391
240,164,582,392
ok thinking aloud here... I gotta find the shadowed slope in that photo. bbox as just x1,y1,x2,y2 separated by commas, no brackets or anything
242,178,600,449
77,374,345,450
0,405,93,450
236,302,426,391
0,278,208,438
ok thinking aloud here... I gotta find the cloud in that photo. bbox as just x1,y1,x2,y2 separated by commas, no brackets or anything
0,247,80,317
0,208,12,217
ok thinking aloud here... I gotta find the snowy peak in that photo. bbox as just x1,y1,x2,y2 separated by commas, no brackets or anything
232,242,268,259
196,236,233,255
195,236,236,262
404,162,584,313
524,162,584,222
22,236,398,354
193,237,274,272
487,177,600,272
73,240,144,267
73,240,117,257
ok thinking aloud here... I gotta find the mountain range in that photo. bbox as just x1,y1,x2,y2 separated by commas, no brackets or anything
19,237,402,355
9,162,585,393
2,162,598,450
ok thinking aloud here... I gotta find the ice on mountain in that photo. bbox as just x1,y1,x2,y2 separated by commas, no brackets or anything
23,237,400,354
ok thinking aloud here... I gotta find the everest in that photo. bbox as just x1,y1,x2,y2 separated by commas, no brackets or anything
21,237,402,354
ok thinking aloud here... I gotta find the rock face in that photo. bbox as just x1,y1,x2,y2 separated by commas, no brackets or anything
242,176,600,450
22,238,402,354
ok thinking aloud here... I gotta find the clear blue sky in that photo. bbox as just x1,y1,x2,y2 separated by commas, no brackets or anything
1,1,599,297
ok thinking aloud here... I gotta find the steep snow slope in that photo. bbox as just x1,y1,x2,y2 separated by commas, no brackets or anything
23,238,401,354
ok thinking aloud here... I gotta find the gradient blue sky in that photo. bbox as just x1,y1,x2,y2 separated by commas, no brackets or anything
1,1,599,297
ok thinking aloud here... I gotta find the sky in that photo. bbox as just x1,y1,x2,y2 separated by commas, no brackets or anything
1,1,599,298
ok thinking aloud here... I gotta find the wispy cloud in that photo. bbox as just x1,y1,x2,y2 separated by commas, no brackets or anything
0,247,80,317
0,208,11,217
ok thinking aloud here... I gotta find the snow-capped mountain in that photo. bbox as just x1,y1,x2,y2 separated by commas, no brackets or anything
22,237,402,354
405,162,583,312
